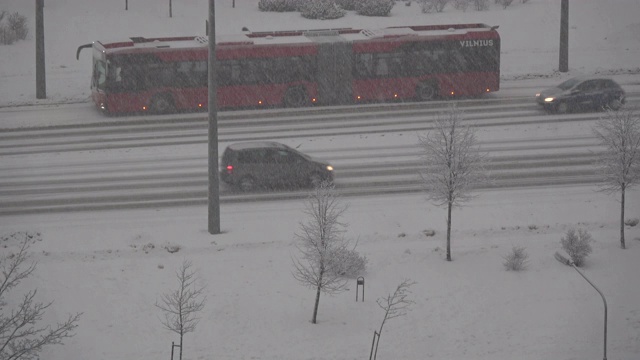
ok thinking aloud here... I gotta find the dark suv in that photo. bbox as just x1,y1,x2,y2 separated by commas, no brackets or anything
220,141,334,191
535,76,625,114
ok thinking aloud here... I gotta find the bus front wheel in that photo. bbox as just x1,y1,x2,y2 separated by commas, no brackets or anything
416,82,437,101
283,87,309,108
150,94,175,114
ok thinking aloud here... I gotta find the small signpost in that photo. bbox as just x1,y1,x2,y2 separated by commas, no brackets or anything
170,341,181,360
356,276,365,302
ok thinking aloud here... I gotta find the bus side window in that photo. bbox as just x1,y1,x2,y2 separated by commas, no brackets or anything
355,53,373,78
239,60,260,84
375,56,389,77
389,55,403,77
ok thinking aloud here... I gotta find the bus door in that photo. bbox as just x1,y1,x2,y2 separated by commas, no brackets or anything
316,41,352,105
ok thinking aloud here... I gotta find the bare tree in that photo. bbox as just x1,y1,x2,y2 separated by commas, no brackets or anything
0,232,82,360
292,181,351,324
592,107,640,249
156,259,206,360
418,104,489,261
370,279,416,360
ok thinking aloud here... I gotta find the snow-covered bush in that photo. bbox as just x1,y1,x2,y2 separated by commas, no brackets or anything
299,0,346,19
418,0,449,13
625,218,639,227
258,0,301,12
335,0,358,10
356,0,395,16
327,247,368,278
498,0,514,8
0,11,28,45
452,0,470,11
473,0,489,10
502,246,529,271
560,228,593,267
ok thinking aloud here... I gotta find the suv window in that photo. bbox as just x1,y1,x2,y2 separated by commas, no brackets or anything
273,150,299,164
576,80,597,92
237,149,268,164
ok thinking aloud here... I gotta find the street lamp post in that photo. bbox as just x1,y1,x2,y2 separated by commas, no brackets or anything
554,252,607,360
559,0,569,72
207,0,220,234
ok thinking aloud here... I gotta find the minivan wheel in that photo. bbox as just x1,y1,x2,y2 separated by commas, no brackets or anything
238,176,256,192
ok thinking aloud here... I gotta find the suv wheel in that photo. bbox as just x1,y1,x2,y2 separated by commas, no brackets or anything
556,102,569,114
607,97,623,111
238,176,256,192
308,173,324,188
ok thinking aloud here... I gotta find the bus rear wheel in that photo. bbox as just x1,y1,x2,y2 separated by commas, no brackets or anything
150,94,175,114
283,87,309,108
416,82,437,101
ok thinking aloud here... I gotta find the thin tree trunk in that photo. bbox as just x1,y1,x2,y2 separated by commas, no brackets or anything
179,332,183,360
446,200,452,261
620,185,626,249
312,283,321,324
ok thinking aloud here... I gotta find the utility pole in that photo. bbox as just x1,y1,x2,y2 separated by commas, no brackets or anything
559,0,569,72
35,0,46,99
208,0,221,234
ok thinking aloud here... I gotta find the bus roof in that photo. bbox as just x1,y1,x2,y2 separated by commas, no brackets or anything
93,23,498,53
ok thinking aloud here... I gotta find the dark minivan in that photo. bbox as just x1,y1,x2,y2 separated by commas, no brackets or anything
220,141,334,191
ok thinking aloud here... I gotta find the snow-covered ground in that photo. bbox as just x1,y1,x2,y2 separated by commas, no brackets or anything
3,187,640,360
1,1,640,360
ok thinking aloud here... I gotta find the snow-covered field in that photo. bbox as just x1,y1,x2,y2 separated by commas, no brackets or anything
1,1,640,360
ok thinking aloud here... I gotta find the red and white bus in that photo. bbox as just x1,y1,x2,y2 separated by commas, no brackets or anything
76,23,500,114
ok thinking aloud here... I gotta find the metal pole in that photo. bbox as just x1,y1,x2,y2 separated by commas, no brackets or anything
208,0,221,234
368,331,379,360
571,264,607,360
559,0,569,72
555,252,607,360
35,0,46,99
